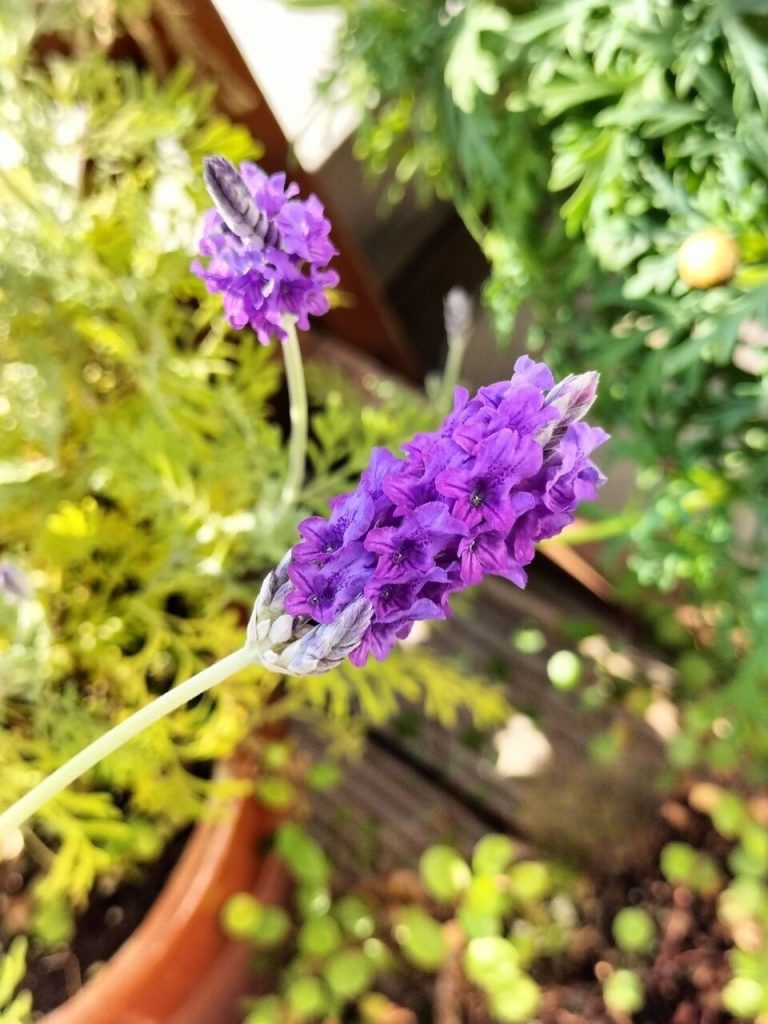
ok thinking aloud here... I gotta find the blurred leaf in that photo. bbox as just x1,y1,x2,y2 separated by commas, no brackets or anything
285,976,329,1018
463,935,520,992
276,823,331,885
660,842,722,893
612,907,656,955
334,895,375,940
419,844,471,902
298,916,344,958
221,892,265,941
603,969,645,1015
444,4,513,113
394,907,447,971
489,974,542,1023
473,834,516,875
322,949,376,1001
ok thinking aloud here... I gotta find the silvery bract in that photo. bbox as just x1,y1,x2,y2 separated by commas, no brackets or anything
246,554,373,676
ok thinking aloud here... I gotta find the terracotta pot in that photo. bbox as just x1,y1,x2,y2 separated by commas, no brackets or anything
43,754,290,1024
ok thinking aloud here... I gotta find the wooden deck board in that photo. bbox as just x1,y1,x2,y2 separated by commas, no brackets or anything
303,560,666,882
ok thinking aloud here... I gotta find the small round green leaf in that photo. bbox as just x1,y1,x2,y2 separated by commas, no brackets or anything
254,905,291,947
463,875,510,916
473,834,516,875
285,976,329,1018
262,742,291,770
394,907,447,971
722,977,765,1018
512,628,546,654
221,893,264,940
603,969,645,1015
256,776,295,809
276,823,330,885
719,878,768,931
489,975,541,1023
463,936,520,993
244,996,282,1024
323,949,376,1000
675,652,715,690
298,916,343,958
660,842,720,892
419,844,471,902
729,824,768,876
546,650,582,690
362,937,395,972
296,885,332,920
710,792,749,839
457,905,502,939
612,907,656,955
508,861,551,903
334,895,375,939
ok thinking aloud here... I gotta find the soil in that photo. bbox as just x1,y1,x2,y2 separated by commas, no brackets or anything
359,785,736,1024
1,827,190,1015
1,783,738,1023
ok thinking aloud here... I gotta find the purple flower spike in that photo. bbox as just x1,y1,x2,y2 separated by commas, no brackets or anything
282,356,608,667
193,156,339,344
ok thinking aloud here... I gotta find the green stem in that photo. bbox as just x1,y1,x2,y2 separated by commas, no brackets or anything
280,318,308,508
0,646,255,840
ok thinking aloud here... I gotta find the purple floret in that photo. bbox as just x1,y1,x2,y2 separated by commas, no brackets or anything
285,356,608,666
192,159,339,344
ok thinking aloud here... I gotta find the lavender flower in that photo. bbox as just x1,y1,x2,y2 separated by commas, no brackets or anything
280,357,608,667
246,555,373,676
192,156,338,344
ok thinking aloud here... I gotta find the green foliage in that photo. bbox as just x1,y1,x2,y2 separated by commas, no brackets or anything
226,825,571,1022
323,948,376,1000
602,968,645,1017
221,891,291,948
472,834,516,876
394,907,447,971
289,645,509,742
0,938,32,1024
546,650,583,691
488,974,542,1024
419,844,471,902
722,977,766,1020
276,823,332,887
510,627,547,655
612,907,656,956
686,783,768,1020
603,782,768,1020
299,916,343,958
660,842,722,894
0,12,282,948
325,0,768,777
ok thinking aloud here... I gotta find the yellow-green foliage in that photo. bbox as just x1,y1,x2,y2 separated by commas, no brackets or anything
0,937,31,1024
0,21,283,942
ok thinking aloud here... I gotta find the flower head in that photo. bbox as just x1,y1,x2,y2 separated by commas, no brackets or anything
278,356,608,667
192,156,338,344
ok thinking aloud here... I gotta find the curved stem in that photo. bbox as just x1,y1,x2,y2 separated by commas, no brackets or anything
0,646,255,840
280,318,309,508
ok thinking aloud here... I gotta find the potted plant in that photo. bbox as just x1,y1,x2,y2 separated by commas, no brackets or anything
0,6,618,1022
0,12,517,1019
0,10,297,1015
